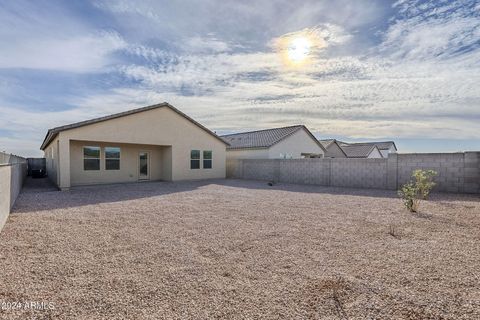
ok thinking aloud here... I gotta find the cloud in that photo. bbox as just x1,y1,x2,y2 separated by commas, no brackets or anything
0,1,127,73
0,31,127,73
0,0,479,156
181,36,232,54
381,0,480,61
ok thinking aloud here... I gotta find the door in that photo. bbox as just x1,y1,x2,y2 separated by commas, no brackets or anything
139,152,149,180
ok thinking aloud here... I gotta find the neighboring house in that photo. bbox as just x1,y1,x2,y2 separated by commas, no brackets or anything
221,125,326,160
339,141,397,158
319,139,397,158
369,141,397,158
340,144,383,158
40,103,228,190
319,139,347,158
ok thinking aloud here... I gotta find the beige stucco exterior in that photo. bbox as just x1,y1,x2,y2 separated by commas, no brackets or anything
368,147,383,158
379,145,396,158
42,106,227,190
226,128,324,160
323,141,347,158
225,148,269,160
44,136,60,186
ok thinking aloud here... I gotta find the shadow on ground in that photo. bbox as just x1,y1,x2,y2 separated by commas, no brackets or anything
13,177,479,213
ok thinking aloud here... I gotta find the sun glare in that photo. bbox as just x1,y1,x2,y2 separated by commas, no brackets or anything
275,29,324,68
287,37,311,62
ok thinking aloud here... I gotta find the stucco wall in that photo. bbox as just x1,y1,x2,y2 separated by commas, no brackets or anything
69,141,167,186
225,148,269,160
227,152,480,193
225,128,324,160
44,137,59,186
268,129,324,159
324,142,346,158
44,107,226,189
368,147,383,159
0,162,27,232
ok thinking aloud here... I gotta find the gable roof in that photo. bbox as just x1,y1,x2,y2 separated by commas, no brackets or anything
319,139,335,148
367,141,397,151
319,139,348,157
220,125,326,152
340,144,382,158
40,102,228,150
339,141,397,151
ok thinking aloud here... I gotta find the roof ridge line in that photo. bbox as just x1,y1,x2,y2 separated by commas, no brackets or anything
220,125,304,137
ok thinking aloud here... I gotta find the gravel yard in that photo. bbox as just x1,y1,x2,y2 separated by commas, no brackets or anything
0,178,479,319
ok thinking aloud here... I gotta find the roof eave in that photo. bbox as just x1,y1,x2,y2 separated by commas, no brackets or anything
270,126,327,153
226,146,269,150
39,102,229,150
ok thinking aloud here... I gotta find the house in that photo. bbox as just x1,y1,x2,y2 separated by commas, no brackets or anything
40,103,228,190
339,144,383,158
319,139,347,158
319,139,397,158
367,141,397,158
220,125,326,160
339,141,397,158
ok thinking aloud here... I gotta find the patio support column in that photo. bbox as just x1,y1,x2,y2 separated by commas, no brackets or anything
58,138,71,191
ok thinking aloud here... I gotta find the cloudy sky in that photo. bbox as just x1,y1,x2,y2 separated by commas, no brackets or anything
1,0,479,157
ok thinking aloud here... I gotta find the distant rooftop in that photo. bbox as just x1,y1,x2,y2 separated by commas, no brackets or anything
221,125,326,151
339,141,397,151
340,144,380,158
221,125,304,149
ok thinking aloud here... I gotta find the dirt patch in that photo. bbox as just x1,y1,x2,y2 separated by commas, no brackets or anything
0,179,479,319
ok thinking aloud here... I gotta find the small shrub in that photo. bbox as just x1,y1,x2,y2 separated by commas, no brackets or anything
412,169,437,199
398,182,421,212
398,169,437,212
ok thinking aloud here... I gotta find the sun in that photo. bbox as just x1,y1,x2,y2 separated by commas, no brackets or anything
287,37,311,63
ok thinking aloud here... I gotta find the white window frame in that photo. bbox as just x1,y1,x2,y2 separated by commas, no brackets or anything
203,150,212,169
105,147,121,170
83,146,100,171
190,150,200,169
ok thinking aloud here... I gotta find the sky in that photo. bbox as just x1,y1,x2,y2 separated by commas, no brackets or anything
0,0,479,157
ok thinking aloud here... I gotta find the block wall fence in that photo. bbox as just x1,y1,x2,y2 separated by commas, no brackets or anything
226,152,480,194
0,152,27,232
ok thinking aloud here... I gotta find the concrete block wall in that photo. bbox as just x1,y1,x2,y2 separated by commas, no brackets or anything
0,161,27,232
243,159,276,181
226,159,243,179
226,152,480,194
464,152,480,193
398,153,466,193
330,158,387,189
279,159,330,185
0,152,25,165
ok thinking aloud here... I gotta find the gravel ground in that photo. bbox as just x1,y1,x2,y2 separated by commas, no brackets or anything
0,178,479,319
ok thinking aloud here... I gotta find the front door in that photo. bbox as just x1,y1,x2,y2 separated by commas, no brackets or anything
139,152,149,180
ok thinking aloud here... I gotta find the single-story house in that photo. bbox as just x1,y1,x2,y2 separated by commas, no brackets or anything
319,139,347,158
40,103,228,190
339,141,397,158
220,125,326,160
319,139,397,158
339,144,383,158
366,141,397,158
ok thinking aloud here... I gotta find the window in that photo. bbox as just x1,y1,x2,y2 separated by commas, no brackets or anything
83,146,100,170
105,147,120,170
203,150,212,169
190,150,200,169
